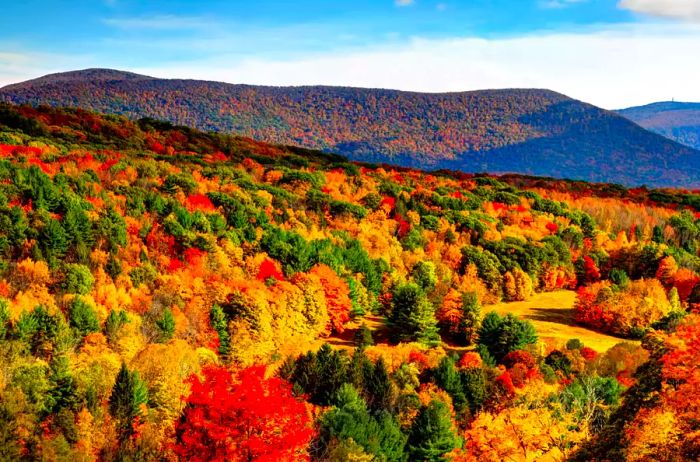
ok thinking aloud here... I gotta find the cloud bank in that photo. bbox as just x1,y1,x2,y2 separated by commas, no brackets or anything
619,0,700,21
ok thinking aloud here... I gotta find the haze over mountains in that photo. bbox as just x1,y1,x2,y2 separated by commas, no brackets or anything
2,68,700,188
618,102,700,151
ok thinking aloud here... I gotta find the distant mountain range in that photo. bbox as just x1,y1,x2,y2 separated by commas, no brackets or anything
618,101,700,151
2,68,700,188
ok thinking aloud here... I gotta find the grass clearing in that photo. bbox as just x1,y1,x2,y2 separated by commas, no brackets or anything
487,290,634,352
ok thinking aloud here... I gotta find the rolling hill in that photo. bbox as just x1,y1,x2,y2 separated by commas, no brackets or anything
2,68,700,187
618,101,700,151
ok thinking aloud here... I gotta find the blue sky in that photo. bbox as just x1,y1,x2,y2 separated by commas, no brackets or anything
2,0,700,108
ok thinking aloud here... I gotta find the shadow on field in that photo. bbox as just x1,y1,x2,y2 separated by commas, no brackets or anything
523,307,577,326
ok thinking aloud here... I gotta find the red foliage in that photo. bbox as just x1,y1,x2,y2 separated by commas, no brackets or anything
309,264,352,334
394,214,411,238
167,258,185,273
257,259,285,282
185,194,216,212
495,370,516,397
174,365,314,462
545,222,559,234
408,350,430,369
502,350,537,369
581,256,601,284
183,248,207,266
457,352,482,370
380,196,396,211
580,347,598,361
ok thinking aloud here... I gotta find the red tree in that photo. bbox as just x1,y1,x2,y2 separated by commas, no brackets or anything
174,365,314,462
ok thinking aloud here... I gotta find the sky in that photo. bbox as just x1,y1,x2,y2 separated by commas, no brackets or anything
1,0,700,108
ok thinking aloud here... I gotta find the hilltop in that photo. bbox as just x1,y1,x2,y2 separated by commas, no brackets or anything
618,101,700,150
3,68,700,187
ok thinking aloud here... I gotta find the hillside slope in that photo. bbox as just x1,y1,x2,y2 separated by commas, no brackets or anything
2,69,700,187
618,101,700,150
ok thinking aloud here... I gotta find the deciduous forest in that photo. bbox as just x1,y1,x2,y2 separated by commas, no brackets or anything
0,103,698,461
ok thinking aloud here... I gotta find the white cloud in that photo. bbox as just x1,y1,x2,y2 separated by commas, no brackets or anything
130,23,700,109
619,0,700,21
395,0,414,7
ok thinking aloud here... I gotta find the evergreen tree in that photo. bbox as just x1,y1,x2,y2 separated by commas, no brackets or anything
459,292,481,345
315,344,348,406
389,283,440,346
365,357,394,414
478,311,537,362
316,384,406,462
63,263,95,295
155,307,175,343
407,400,461,461
354,323,374,350
109,362,148,439
433,356,467,413
209,304,230,359
105,310,128,342
68,297,100,337
460,367,487,414
46,356,80,415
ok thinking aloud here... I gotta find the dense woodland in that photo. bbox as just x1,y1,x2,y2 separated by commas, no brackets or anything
0,103,698,461
3,69,700,187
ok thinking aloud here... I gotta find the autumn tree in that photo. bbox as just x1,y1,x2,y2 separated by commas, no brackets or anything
174,365,314,462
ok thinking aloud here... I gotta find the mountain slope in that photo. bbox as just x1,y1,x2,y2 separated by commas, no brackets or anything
618,101,700,150
2,68,700,187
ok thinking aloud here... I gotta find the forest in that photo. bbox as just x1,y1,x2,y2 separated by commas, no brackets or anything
0,103,698,461
4,69,700,187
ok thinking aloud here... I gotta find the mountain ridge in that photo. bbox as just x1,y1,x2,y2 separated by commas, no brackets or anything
618,101,700,151
2,68,700,188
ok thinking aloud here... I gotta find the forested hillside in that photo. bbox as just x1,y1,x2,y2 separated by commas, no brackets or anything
0,103,698,461
3,69,700,187
619,101,700,150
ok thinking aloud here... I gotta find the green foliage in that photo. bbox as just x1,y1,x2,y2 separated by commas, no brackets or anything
109,362,149,439
105,310,129,342
316,383,406,462
407,400,461,461
68,297,100,337
388,283,440,346
412,260,438,291
354,323,374,351
460,292,481,345
63,263,95,294
478,311,537,362
155,307,175,343
209,305,230,359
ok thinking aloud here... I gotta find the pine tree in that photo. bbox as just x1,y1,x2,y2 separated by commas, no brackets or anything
365,357,394,414
459,292,481,345
155,307,175,343
68,297,100,337
109,362,148,439
407,400,461,461
354,323,374,350
433,356,467,413
389,283,440,346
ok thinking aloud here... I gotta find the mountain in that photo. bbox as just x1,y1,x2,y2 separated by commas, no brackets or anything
618,101,700,151
2,68,700,188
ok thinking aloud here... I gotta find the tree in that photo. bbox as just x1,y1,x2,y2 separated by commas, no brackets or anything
174,365,314,462
68,297,100,337
63,263,95,295
460,292,481,345
354,323,374,350
478,312,537,362
155,307,175,343
388,283,440,346
407,400,461,461
109,362,148,440
412,261,438,291
316,383,406,462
